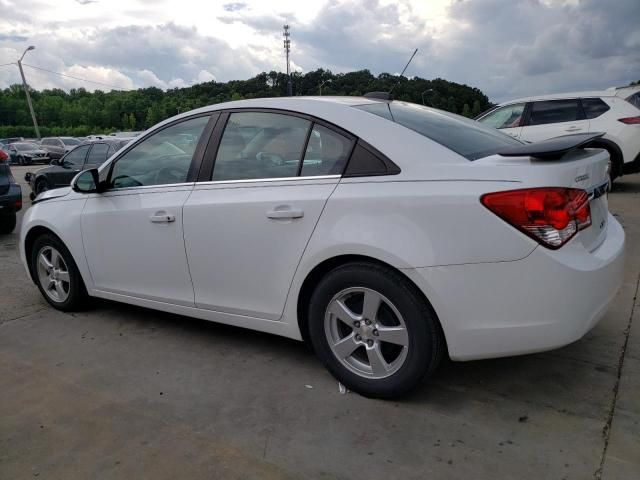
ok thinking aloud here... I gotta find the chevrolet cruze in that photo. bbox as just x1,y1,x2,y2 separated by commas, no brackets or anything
20,96,625,398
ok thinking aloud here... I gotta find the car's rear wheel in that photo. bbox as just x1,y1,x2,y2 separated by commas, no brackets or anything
31,234,88,311
18,155,25,165
35,178,49,195
308,262,444,399
0,213,16,234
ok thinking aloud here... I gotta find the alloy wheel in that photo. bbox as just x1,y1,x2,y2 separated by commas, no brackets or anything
324,287,409,379
36,246,71,303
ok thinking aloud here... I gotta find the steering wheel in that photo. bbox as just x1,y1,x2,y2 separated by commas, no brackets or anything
155,165,188,184
111,175,143,187
256,151,285,167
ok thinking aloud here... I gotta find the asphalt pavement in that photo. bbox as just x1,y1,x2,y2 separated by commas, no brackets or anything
1,164,639,479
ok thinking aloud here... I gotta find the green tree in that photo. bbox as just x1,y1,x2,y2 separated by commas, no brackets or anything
462,103,471,117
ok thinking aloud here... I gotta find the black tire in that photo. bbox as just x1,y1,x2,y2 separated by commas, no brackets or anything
30,233,88,311
307,262,445,399
35,178,49,195
18,156,24,166
0,213,16,234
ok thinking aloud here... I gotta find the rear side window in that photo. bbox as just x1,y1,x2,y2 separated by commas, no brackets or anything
86,143,110,165
625,92,640,110
354,101,521,161
528,99,581,125
212,112,310,181
301,125,352,176
581,98,610,119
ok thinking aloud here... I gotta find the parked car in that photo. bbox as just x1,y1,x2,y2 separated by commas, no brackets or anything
25,138,129,197
19,96,624,398
475,86,640,181
39,137,82,160
0,150,22,233
7,142,49,165
0,137,24,147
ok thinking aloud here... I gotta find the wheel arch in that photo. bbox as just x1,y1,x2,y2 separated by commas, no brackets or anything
295,254,449,356
588,138,623,177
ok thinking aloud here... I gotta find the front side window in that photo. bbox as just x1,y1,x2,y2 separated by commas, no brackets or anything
109,115,210,189
355,101,521,161
63,145,90,167
86,143,111,165
212,112,311,181
528,99,581,126
477,104,526,129
301,125,352,176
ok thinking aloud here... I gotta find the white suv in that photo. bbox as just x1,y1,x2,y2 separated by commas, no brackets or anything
476,86,640,181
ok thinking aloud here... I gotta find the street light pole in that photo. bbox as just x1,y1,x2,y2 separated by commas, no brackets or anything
17,46,41,139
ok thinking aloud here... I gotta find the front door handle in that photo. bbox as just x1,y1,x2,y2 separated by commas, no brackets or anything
150,213,176,223
565,126,581,132
266,207,304,219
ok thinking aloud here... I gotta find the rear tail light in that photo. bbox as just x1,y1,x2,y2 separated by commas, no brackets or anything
618,116,640,124
481,188,591,249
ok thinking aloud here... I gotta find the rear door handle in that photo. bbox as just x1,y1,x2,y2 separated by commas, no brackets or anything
565,126,581,132
150,213,176,223
266,208,304,219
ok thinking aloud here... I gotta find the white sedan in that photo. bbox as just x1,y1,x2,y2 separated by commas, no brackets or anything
19,96,625,398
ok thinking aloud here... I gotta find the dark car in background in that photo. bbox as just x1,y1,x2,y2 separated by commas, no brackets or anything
0,150,22,233
40,136,82,160
25,138,130,197
7,142,49,165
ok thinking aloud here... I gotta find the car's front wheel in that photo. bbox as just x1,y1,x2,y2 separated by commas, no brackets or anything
31,234,88,311
308,262,445,399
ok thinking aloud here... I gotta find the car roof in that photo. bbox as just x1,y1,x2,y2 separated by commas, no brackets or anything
497,85,640,106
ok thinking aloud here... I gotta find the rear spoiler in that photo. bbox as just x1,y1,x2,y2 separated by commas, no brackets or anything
497,133,605,160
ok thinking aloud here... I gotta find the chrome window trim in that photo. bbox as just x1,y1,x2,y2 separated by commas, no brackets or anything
102,182,195,194
195,174,341,186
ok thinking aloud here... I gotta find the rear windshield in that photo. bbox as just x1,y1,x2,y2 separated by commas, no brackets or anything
354,101,522,160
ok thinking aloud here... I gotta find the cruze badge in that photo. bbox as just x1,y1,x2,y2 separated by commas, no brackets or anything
575,174,590,183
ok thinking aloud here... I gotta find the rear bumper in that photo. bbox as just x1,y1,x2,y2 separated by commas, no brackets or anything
405,214,625,360
0,184,22,213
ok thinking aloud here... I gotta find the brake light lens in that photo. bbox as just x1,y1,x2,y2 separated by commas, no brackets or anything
618,116,640,125
481,188,591,249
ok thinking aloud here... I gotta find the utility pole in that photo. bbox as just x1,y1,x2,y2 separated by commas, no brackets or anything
17,46,41,139
283,24,292,96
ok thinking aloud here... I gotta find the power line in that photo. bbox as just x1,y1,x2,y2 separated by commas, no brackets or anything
21,63,130,91
0,62,16,67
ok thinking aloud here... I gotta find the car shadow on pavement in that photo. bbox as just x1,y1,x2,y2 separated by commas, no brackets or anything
611,178,640,194
91,297,611,416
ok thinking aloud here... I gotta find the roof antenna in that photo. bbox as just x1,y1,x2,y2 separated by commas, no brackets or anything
389,48,418,95
364,48,418,101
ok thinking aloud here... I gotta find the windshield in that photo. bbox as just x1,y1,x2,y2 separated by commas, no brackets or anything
354,101,522,160
13,143,38,151
62,138,81,146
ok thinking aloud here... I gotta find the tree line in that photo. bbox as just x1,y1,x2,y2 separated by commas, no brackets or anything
0,69,492,138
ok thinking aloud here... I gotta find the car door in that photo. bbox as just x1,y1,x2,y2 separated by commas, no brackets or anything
520,99,589,143
183,111,354,320
53,145,90,186
476,103,526,138
80,114,214,305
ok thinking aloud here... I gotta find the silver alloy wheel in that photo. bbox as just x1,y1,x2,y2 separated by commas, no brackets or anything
324,287,409,379
36,246,71,303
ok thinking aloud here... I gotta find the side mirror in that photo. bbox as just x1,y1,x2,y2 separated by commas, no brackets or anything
72,168,101,193
50,158,59,166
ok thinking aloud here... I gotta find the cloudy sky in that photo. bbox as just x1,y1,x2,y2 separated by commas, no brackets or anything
0,0,638,102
